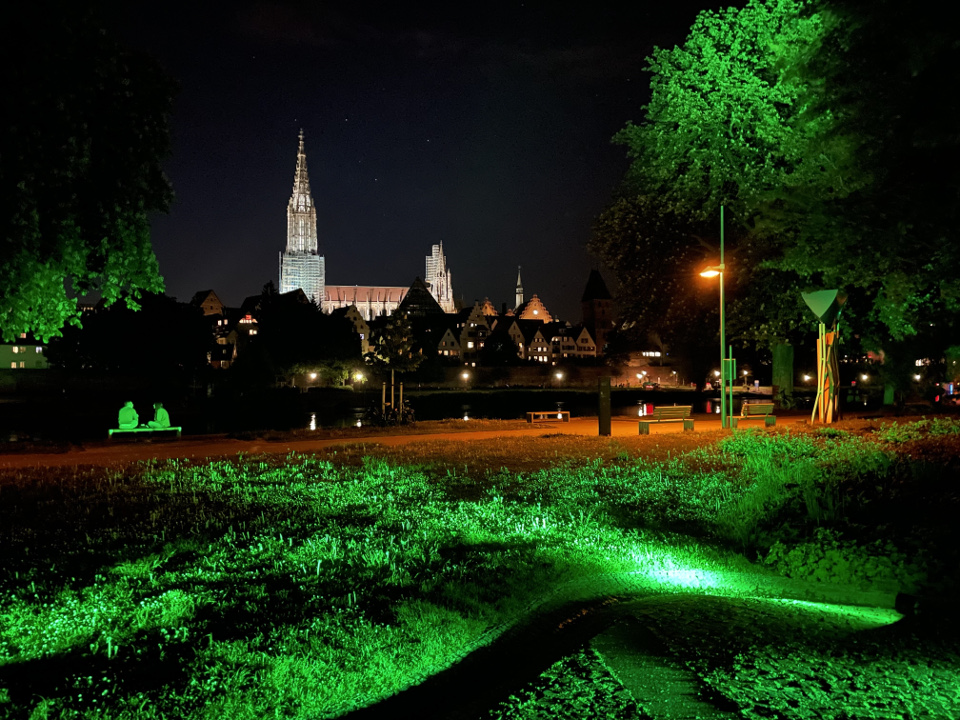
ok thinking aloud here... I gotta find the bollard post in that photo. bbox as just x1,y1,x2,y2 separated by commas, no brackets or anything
598,376,611,436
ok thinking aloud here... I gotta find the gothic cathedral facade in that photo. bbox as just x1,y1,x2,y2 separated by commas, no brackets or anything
279,130,324,304
279,131,455,320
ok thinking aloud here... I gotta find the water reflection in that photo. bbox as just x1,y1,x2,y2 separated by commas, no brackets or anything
308,412,317,431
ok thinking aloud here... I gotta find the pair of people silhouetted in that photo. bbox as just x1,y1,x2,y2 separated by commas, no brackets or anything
117,401,170,429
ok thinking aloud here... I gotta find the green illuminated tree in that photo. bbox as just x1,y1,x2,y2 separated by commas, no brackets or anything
770,0,960,352
616,0,838,222
0,3,175,342
593,0,835,372
594,0,960,396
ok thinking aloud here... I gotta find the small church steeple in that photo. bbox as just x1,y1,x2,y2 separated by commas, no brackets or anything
515,266,524,309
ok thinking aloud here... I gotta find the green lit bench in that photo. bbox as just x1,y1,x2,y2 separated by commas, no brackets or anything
639,405,694,434
108,426,182,440
731,402,776,429
526,411,571,423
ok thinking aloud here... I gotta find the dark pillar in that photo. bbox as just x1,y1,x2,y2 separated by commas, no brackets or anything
598,376,611,436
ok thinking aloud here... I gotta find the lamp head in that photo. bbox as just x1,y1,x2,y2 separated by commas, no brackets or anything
699,263,725,278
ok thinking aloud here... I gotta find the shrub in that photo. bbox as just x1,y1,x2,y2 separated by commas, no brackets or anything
763,527,927,594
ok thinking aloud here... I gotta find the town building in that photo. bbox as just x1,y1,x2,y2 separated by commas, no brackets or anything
1,334,48,370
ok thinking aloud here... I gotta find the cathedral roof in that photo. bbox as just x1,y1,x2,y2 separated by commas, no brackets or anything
325,285,408,304
396,277,446,318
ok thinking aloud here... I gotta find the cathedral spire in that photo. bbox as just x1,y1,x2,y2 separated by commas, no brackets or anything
292,128,311,199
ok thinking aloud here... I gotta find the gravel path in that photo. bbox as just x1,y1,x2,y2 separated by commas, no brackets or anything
338,569,899,719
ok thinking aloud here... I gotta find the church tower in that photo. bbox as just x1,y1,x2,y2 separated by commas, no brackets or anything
515,267,524,310
425,242,455,313
279,129,325,304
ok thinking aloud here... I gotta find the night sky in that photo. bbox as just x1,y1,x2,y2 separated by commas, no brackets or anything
119,0,721,321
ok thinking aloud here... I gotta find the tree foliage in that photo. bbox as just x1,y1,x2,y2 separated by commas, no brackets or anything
594,0,960,377
251,291,360,378
617,0,835,220
769,0,960,347
0,2,175,342
365,314,426,375
46,294,209,376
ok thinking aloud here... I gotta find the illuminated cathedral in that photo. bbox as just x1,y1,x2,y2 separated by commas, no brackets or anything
279,130,456,320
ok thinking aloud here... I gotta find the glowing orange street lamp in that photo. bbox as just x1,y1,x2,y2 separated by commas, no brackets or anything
700,206,729,428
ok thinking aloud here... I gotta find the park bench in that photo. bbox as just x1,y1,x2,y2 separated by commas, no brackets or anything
639,405,694,434
108,426,182,440
731,402,776,429
526,411,571,423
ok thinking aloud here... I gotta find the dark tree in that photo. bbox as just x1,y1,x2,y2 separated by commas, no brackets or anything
252,292,360,380
365,314,426,376
46,294,209,377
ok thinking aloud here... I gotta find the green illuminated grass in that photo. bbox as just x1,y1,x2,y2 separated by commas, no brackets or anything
1,419,958,719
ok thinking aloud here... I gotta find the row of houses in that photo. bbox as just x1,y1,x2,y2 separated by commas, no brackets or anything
191,269,616,371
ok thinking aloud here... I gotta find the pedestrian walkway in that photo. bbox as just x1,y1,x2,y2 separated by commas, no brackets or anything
0,413,809,471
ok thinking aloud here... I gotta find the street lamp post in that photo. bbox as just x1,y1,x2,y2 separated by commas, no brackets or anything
700,206,728,428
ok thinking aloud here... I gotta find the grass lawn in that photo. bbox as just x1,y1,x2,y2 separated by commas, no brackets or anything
1,418,959,719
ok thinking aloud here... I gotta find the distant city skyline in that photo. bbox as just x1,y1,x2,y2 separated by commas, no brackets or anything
118,0,722,320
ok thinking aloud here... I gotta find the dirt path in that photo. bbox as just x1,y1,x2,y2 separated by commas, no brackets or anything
0,414,810,472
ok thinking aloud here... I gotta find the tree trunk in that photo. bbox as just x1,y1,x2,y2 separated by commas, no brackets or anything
772,343,795,408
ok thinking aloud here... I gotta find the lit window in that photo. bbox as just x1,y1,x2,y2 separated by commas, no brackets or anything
11,347,17,354
9,362,14,369
19,362,24,368
467,341,474,349
36,347,42,353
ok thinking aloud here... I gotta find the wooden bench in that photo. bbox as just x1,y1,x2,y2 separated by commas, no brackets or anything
526,411,571,423
731,402,776,429
639,405,694,434
108,426,182,440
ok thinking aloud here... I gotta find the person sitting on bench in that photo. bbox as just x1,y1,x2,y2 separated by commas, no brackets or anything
148,402,171,429
118,401,139,429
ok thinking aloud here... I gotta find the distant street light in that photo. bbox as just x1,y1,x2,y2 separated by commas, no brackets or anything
308,372,317,381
